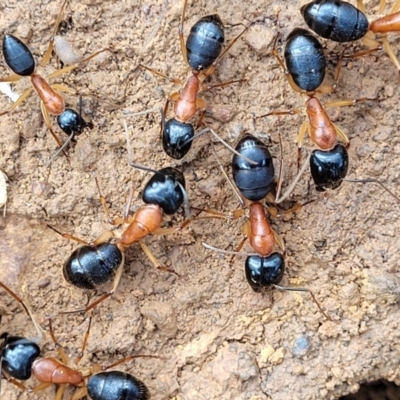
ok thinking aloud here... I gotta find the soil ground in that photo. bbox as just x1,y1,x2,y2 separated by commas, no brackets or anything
1,0,400,399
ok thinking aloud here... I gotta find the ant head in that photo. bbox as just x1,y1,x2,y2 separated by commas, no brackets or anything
245,253,285,292
310,144,349,192
142,167,186,215
162,118,195,160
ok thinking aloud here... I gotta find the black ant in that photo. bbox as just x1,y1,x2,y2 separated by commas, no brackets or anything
202,132,331,320
257,29,400,202
136,0,250,159
0,281,154,400
0,0,108,155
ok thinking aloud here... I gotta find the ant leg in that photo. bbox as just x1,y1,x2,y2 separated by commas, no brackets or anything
84,254,125,313
0,88,33,116
41,0,70,67
30,382,52,393
273,284,331,320
95,177,114,224
201,78,247,92
256,108,301,120
324,97,379,108
356,0,366,13
75,317,92,365
55,386,66,400
138,64,183,85
51,83,77,95
1,373,30,391
40,101,69,159
138,240,179,276
179,0,189,65
48,49,111,79
71,387,88,400
93,354,161,374
203,23,251,77
272,230,285,251
343,178,400,203
47,224,90,246
0,73,21,83
296,121,309,167
391,0,400,12
48,318,69,365
0,281,43,340
380,36,400,73
275,151,313,204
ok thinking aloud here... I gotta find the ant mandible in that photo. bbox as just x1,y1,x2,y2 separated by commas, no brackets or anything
0,281,155,400
301,0,400,72
0,0,107,152
202,132,331,320
138,0,250,159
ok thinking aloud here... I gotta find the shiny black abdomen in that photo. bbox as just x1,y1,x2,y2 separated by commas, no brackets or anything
284,28,326,92
301,0,369,42
87,371,150,400
63,243,123,289
2,34,35,76
232,135,274,202
186,14,225,71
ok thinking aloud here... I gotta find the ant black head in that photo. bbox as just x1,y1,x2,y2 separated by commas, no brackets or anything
57,108,92,137
232,134,275,202
245,253,285,292
310,144,349,192
186,14,225,71
162,118,195,159
284,28,326,92
1,334,40,380
2,34,35,76
142,167,186,215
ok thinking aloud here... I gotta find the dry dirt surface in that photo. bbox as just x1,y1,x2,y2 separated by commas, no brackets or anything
1,0,400,399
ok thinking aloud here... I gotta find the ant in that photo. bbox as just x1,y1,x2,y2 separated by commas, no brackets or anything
202,132,332,320
301,0,400,72
258,28,400,201
0,281,154,400
0,0,107,154
48,121,197,312
137,0,250,159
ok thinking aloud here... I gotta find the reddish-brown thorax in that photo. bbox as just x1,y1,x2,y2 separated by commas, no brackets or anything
32,357,84,385
370,12,400,33
306,96,336,150
31,73,65,115
174,75,200,122
247,202,275,257
120,204,163,246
